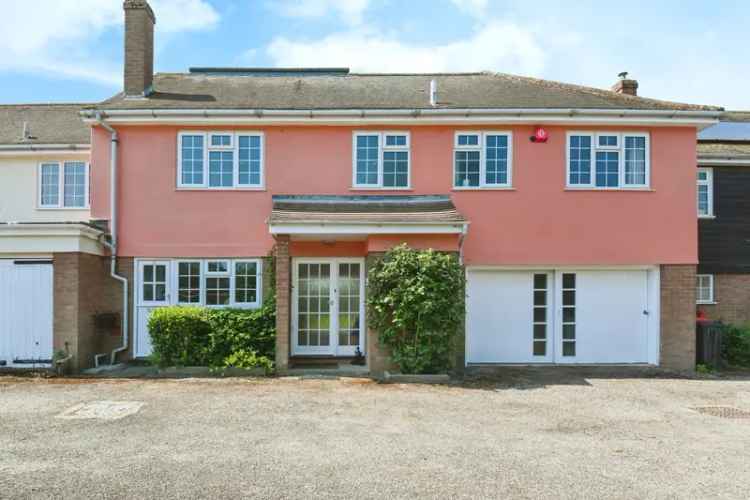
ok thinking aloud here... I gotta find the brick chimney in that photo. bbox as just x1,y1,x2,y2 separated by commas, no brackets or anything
123,0,155,97
611,72,638,96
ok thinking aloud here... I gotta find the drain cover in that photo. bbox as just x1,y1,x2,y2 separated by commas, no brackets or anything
691,406,750,419
57,401,143,420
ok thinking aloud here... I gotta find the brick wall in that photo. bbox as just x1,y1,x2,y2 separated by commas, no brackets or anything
365,252,396,377
698,273,750,325
53,253,126,372
123,0,155,96
660,264,697,371
274,237,290,372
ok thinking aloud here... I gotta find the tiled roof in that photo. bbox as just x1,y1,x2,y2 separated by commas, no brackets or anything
269,195,466,225
93,72,721,112
0,104,90,146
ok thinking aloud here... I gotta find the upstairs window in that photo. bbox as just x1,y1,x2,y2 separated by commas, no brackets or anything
567,132,649,189
353,132,410,188
178,131,264,189
38,161,89,209
453,131,512,188
696,274,714,304
697,168,713,218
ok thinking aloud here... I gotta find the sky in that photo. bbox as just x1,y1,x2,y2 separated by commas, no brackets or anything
0,0,747,109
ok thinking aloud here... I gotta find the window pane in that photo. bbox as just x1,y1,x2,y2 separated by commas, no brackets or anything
569,135,591,185
533,341,546,356
235,261,258,304
178,262,201,304
562,273,576,289
385,134,406,146
595,151,619,188
624,135,647,185
181,134,204,185
485,134,509,185
697,185,709,215
533,274,547,289
458,134,479,146
210,134,231,147
238,135,262,186
209,151,233,187
206,277,230,305
383,151,408,187
598,135,618,147
455,150,480,187
563,342,576,357
355,135,379,185
207,261,228,273
40,163,60,206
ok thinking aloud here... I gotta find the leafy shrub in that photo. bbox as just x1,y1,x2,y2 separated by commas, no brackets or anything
148,307,211,367
722,323,750,367
147,298,276,371
367,244,465,374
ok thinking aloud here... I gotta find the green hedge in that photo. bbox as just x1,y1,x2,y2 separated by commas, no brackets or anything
147,297,276,372
723,323,750,368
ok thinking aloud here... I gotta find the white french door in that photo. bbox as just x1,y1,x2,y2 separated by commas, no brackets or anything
135,260,171,357
291,258,365,356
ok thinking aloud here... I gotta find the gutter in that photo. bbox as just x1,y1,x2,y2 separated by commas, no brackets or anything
81,108,721,128
92,113,130,368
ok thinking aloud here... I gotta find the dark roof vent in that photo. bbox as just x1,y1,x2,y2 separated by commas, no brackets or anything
188,67,350,77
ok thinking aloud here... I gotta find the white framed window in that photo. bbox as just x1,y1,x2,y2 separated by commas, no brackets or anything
697,168,714,218
453,131,513,188
178,131,264,189
176,261,202,305
352,131,410,189
172,259,262,309
696,274,714,304
38,161,89,209
567,132,649,189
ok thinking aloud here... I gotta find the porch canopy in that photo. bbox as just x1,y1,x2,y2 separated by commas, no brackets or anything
268,194,467,247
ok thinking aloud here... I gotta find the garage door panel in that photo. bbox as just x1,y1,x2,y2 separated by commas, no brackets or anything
0,261,53,366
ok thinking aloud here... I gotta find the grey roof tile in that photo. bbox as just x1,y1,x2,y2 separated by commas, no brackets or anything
0,104,91,146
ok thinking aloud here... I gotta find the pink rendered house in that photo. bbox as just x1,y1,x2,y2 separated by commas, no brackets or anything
80,0,721,374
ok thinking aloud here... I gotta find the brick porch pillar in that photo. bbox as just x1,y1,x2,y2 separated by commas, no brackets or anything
660,264,697,372
274,236,291,372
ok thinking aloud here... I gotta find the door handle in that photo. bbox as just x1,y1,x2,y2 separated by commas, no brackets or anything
643,310,649,315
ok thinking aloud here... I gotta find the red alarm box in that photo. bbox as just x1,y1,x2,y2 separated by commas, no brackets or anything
530,127,549,143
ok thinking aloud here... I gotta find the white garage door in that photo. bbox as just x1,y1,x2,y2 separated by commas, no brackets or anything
466,269,657,365
0,260,54,367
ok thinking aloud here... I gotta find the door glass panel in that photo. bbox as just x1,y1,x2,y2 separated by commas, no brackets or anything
338,263,361,347
142,263,168,303
561,273,576,357
298,263,331,348
532,273,548,357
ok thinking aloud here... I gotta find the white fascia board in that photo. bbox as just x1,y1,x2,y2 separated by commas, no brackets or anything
269,222,467,235
82,108,721,128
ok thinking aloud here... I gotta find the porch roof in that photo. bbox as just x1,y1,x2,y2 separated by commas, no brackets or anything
268,195,467,235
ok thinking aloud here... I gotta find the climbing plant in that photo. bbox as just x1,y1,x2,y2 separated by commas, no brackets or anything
367,244,465,374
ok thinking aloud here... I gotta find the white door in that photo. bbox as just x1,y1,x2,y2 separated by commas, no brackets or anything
291,258,365,356
0,260,53,367
555,270,650,364
135,260,171,358
466,269,653,365
466,270,554,363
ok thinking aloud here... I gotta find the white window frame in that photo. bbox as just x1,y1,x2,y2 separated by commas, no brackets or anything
177,131,265,190
352,131,411,189
37,161,90,209
696,274,715,304
175,260,203,305
452,131,513,189
172,258,262,309
566,132,650,190
697,167,714,218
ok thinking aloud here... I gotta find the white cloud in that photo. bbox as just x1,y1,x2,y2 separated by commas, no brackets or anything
0,0,219,87
271,0,372,26
266,21,545,75
449,0,488,18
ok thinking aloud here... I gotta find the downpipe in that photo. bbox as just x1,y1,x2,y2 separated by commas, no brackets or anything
93,113,129,367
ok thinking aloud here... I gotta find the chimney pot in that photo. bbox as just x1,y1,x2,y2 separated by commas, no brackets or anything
123,0,156,97
611,73,638,96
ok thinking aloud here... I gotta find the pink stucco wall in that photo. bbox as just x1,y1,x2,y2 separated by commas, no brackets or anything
90,124,697,265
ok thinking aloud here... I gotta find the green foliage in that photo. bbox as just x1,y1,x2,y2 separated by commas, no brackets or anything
696,363,714,375
722,323,750,367
367,244,465,374
147,298,276,371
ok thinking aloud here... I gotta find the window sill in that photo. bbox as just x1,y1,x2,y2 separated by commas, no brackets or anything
698,215,716,220
36,206,90,211
176,187,266,192
697,301,717,305
349,187,413,191
564,187,654,192
452,187,515,191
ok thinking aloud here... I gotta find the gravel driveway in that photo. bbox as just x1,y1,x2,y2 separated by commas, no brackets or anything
1,372,750,499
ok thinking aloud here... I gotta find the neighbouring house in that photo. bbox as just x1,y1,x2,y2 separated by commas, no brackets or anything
0,104,122,371
69,0,723,374
696,112,750,324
